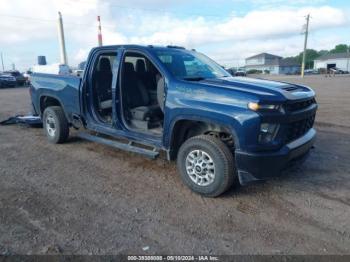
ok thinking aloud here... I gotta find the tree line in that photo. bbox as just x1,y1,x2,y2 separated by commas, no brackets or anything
286,44,350,69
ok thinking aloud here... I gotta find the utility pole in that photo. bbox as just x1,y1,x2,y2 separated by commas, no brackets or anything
97,16,103,46
57,12,68,65
301,14,310,78
347,45,349,72
0,52,4,71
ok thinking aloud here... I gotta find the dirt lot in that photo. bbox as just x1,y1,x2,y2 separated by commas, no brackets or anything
0,75,349,255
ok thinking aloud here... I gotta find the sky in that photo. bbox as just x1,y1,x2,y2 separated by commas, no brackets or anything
0,0,349,71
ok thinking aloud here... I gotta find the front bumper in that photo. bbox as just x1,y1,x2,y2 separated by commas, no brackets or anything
235,128,316,184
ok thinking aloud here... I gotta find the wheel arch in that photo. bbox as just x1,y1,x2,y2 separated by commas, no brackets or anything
167,116,240,160
39,95,70,122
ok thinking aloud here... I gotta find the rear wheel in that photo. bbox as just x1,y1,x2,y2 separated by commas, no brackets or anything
177,135,236,197
43,106,69,144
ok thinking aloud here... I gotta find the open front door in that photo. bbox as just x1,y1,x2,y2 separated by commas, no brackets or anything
119,50,165,136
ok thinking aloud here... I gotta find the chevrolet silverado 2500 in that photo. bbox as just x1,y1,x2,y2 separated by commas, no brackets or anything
30,45,317,197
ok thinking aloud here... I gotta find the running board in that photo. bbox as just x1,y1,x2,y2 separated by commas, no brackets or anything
77,132,160,159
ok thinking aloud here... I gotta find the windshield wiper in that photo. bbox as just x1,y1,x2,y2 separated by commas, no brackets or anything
182,76,206,81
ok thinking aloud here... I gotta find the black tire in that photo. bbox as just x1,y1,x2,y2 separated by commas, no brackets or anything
177,135,236,197
43,106,69,144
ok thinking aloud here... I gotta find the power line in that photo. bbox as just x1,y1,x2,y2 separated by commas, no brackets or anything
0,14,56,23
0,13,115,29
0,0,234,31
0,0,232,25
0,5,230,30
73,0,231,18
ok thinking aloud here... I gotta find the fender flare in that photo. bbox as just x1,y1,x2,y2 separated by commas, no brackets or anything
39,94,71,122
166,114,242,152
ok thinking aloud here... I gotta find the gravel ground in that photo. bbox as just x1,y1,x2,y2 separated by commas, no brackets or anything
0,75,349,255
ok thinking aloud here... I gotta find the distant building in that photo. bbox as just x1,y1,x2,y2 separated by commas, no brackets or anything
314,52,350,71
245,53,300,75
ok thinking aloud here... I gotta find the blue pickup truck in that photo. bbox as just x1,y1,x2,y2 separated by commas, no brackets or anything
30,45,317,197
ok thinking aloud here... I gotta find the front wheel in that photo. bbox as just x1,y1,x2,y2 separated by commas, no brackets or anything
43,106,69,144
177,135,236,197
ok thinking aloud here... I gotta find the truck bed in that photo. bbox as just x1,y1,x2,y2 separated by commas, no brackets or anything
30,73,81,121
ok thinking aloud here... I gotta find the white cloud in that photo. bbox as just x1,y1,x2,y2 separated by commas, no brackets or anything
128,6,347,47
74,48,90,62
246,0,327,6
0,0,349,70
52,0,98,16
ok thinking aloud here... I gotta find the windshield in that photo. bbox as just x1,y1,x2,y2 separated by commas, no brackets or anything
154,49,230,80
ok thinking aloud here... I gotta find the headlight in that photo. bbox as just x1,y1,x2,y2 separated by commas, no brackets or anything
258,123,280,144
248,102,281,111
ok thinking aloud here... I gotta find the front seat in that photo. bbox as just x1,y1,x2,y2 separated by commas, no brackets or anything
95,57,112,110
136,59,154,88
123,62,161,122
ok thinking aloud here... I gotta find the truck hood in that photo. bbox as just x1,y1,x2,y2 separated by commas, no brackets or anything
196,76,314,101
